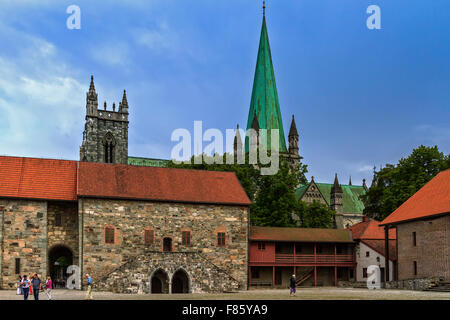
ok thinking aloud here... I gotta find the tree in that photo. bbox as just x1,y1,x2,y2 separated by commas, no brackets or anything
167,153,308,226
297,200,336,228
362,145,450,220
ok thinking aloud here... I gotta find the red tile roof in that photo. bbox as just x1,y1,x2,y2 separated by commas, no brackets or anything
381,170,450,225
77,161,251,205
0,156,251,205
349,218,396,240
249,226,353,243
361,239,397,261
0,156,77,201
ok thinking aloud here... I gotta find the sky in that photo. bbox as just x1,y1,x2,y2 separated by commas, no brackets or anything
0,0,449,185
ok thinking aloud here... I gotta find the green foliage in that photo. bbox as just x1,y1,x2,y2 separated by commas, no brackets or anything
297,200,336,228
362,145,450,220
167,153,309,227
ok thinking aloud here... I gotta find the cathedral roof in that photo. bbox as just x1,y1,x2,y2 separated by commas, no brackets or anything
296,182,366,214
245,15,287,153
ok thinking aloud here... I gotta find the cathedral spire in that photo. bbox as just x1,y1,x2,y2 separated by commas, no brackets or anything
331,173,343,193
245,10,287,153
88,75,96,97
288,115,299,156
120,89,129,114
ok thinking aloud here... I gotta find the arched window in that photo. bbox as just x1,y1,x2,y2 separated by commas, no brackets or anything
217,232,226,247
103,132,116,163
105,226,115,244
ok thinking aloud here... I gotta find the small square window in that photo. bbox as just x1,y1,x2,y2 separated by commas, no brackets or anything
366,251,370,257
182,231,191,246
144,229,154,246
257,242,265,250
105,227,115,244
55,213,62,227
217,232,226,247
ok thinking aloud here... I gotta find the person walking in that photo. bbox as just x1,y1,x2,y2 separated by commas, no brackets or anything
31,274,41,300
16,276,23,295
21,275,30,300
85,274,93,300
45,276,53,300
289,274,297,297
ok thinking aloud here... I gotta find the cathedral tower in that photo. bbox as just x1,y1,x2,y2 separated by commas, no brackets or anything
80,76,129,164
244,5,301,168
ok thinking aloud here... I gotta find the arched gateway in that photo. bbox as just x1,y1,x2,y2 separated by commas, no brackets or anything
171,269,190,293
48,245,73,288
150,269,169,293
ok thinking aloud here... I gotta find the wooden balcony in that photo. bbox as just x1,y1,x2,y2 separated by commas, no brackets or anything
250,253,354,266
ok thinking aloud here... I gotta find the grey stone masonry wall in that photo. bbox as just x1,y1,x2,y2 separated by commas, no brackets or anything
47,202,79,266
0,200,47,289
80,198,248,292
97,251,240,293
80,77,129,164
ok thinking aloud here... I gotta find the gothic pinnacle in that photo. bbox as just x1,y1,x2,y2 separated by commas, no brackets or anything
122,89,128,107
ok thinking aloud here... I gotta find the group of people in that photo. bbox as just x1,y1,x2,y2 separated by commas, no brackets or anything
16,273,93,300
17,274,52,300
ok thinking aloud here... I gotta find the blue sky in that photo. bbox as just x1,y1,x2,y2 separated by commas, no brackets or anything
0,0,449,185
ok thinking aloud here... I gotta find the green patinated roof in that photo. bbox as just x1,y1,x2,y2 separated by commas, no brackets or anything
245,16,287,153
296,182,367,214
128,156,168,168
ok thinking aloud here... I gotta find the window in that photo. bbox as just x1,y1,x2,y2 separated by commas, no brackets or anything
412,232,417,246
217,232,226,247
103,133,116,163
105,227,115,244
363,268,368,278
366,251,370,257
55,213,62,227
163,237,172,252
257,242,265,251
376,256,380,262
144,229,154,246
349,268,354,279
15,258,21,274
413,261,417,275
182,231,191,246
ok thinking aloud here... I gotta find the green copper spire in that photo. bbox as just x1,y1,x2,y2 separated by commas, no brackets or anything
245,13,287,153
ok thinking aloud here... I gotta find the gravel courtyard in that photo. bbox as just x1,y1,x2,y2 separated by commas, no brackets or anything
1,287,449,300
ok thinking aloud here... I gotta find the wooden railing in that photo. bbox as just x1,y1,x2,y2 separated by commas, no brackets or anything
250,254,354,265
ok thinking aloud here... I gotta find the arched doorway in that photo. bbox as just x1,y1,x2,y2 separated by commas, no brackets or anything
48,245,73,289
171,269,189,293
150,269,169,294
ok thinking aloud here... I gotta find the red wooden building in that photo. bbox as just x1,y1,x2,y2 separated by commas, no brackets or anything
249,226,356,287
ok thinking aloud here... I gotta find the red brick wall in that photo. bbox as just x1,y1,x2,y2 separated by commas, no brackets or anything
397,215,450,280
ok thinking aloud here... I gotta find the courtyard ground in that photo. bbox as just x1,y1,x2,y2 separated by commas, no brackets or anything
1,287,449,300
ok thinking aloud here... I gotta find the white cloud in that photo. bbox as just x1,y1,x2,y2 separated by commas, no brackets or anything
91,41,131,67
0,27,85,160
132,21,178,54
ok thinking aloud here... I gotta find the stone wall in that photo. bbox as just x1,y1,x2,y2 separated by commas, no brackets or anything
385,277,442,291
47,201,79,266
0,200,47,289
397,215,449,281
80,199,248,292
96,251,240,293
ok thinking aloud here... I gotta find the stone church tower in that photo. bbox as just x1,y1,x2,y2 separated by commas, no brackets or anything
330,173,344,229
80,76,129,164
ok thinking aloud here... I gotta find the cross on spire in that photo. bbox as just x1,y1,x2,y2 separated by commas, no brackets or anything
263,1,266,16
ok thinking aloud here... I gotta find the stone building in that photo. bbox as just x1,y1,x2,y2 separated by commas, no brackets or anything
380,170,450,286
0,156,251,293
